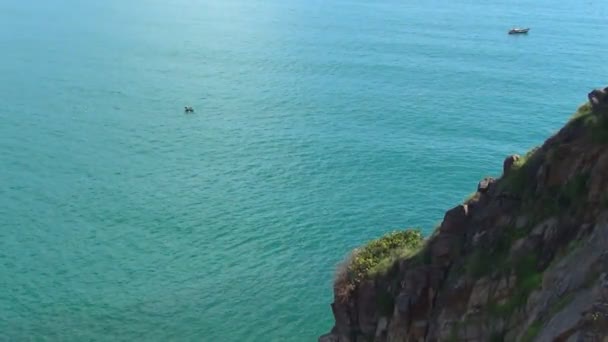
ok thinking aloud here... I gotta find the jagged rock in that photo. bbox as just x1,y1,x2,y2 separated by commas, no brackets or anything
524,288,544,315
472,231,486,247
357,281,378,336
467,278,491,312
431,318,459,342
494,273,517,303
430,234,461,267
428,266,446,290
439,204,469,234
509,237,538,261
535,163,549,194
330,301,353,341
534,288,596,341
375,317,388,338
531,217,558,238
318,333,340,342
588,150,608,204
397,268,429,316
395,292,410,314
430,236,451,259
600,273,608,301
515,215,528,229
496,214,513,228
588,87,608,110
462,316,486,341
386,313,409,342
320,89,608,342
503,154,520,175
477,177,495,194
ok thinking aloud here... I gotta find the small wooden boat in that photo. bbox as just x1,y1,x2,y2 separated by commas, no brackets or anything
508,28,530,34
184,106,194,113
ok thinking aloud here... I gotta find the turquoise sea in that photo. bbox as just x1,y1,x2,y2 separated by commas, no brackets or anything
1,0,606,340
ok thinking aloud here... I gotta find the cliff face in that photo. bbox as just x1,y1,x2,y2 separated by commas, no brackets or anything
320,88,608,342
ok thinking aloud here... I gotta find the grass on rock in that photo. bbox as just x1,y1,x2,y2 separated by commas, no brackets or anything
336,229,423,286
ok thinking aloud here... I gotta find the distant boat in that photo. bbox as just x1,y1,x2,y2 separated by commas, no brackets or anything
509,28,530,34
184,106,194,113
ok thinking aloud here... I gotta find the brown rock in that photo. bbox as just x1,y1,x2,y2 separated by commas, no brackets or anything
330,302,353,338
588,150,608,204
462,317,486,341
395,292,410,314
472,231,487,247
357,281,378,336
386,314,409,342
428,266,446,290
430,235,461,267
535,163,549,194
467,277,491,312
410,320,428,340
496,214,513,228
531,217,558,238
600,273,608,302
509,238,534,261
515,215,529,229
439,205,469,234
503,154,520,175
431,237,451,259
432,318,462,342
494,273,517,303
399,268,429,308
375,317,388,338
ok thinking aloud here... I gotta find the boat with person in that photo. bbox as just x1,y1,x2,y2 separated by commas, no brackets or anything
508,28,530,34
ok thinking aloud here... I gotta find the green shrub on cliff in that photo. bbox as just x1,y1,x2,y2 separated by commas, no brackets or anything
339,229,423,286
570,101,608,143
570,102,592,121
351,229,423,281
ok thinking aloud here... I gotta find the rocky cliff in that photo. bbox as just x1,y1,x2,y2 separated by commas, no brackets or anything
320,87,608,342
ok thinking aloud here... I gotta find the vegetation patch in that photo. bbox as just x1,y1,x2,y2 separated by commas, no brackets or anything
340,229,424,286
521,321,542,342
570,102,608,143
503,255,543,316
489,255,542,318
465,233,511,278
512,255,542,305
558,173,589,208
501,102,601,206
520,172,588,223
570,102,593,121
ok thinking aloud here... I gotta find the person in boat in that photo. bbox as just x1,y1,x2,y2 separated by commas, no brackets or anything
184,106,194,113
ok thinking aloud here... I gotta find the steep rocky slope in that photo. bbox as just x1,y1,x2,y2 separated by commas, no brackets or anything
320,87,608,342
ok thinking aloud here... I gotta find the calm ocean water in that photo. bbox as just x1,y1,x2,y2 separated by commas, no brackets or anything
0,0,606,340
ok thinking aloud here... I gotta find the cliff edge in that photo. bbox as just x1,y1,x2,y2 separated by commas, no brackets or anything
320,87,608,342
